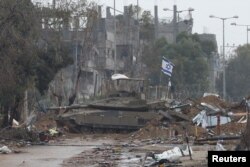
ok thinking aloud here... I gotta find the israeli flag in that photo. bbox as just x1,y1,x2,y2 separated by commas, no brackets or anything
161,57,174,77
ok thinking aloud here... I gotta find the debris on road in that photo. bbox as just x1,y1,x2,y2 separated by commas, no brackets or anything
0,146,12,154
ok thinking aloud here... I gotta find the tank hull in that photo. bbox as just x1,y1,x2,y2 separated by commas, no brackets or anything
56,108,158,132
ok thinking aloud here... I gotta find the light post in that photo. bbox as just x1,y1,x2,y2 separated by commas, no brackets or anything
231,22,250,44
209,15,238,100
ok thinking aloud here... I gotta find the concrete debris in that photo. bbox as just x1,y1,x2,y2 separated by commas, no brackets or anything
152,145,192,162
12,119,19,127
128,94,248,144
237,116,247,123
0,146,12,154
203,93,220,98
215,140,226,151
192,110,231,128
200,102,222,115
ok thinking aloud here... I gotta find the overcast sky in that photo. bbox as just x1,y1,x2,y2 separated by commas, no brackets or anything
96,0,250,53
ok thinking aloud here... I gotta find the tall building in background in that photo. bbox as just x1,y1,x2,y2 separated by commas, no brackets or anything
154,5,193,43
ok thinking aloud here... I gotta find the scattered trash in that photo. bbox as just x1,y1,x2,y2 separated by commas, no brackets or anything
215,140,226,151
0,146,12,154
192,110,231,128
148,145,193,163
12,119,19,127
49,128,59,136
237,116,247,123
203,93,220,98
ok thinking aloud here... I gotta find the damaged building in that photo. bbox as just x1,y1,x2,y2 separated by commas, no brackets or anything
41,3,218,107
45,5,140,105
154,5,193,43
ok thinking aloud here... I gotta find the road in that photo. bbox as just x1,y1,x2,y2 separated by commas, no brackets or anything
0,134,211,167
0,136,114,167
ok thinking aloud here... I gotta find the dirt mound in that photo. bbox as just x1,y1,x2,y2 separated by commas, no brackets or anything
130,95,247,141
212,122,246,135
130,118,207,140
185,107,200,119
200,95,229,108
131,120,170,140
34,112,58,131
183,95,231,118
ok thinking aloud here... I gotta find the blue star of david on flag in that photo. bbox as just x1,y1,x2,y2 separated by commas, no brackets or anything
161,57,174,77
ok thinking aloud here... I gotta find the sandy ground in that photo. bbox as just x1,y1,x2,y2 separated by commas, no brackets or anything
0,133,217,167
61,134,212,167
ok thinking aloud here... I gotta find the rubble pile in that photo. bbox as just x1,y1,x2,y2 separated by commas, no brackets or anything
0,128,38,152
130,118,207,140
130,118,170,140
34,112,57,131
130,95,248,141
212,122,246,135
199,95,229,108
185,95,229,118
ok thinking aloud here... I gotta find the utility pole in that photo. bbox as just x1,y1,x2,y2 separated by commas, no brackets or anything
137,0,141,75
173,5,177,43
114,0,117,74
222,19,226,100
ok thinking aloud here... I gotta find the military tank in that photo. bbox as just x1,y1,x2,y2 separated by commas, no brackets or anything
56,74,164,132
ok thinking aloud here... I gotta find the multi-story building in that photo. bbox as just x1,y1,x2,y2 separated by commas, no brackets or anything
154,5,193,43
43,5,140,104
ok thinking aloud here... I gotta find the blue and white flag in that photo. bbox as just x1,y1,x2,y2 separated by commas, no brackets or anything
161,57,174,77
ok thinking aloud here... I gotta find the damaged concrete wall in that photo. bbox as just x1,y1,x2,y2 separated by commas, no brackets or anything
48,65,75,106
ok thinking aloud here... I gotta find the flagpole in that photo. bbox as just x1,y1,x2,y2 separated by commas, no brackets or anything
167,77,171,99
159,70,162,99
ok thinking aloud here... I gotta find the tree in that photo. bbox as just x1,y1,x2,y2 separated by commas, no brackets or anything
226,45,250,100
139,10,154,42
141,32,211,98
0,0,73,127
0,0,40,127
168,33,210,97
142,37,168,85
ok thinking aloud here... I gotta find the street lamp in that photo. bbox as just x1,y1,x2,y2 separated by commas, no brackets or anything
209,15,238,100
231,22,250,44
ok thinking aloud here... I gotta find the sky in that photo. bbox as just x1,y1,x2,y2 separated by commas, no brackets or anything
95,0,250,54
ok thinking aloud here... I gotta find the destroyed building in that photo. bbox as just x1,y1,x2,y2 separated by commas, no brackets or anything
41,5,140,105
36,3,220,107
154,5,193,43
